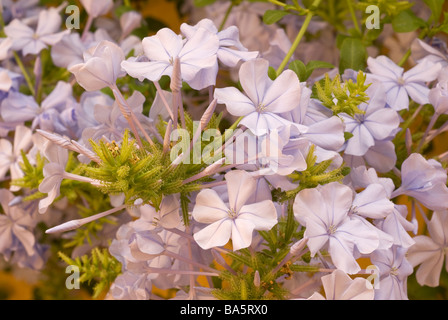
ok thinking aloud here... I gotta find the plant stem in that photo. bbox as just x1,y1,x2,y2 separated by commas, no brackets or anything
219,2,235,32
13,51,35,96
276,0,322,76
346,0,360,34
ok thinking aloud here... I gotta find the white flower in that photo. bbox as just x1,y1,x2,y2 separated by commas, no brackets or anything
214,58,301,136
121,27,219,90
4,8,69,56
192,170,278,251
180,18,258,68
69,40,126,92
308,269,374,300
407,210,448,287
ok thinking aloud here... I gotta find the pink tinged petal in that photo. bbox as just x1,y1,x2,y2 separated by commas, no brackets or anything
38,186,61,214
352,183,394,219
35,9,62,36
192,188,229,224
214,87,255,116
80,0,113,18
0,221,13,253
407,235,444,287
321,269,374,300
426,210,448,246
0,38,12,60
13,125,32,155
239,58,272,105
319,182,353,226
363,108,400,140
367,56,404,79
231,218,255,251
0,154,11,179
121,60,171,82
193,219,232,249
345,124,375,156
226,170,257,213
263,70,301,113
143,28,183,62
238,200,278,230
218,47,259,68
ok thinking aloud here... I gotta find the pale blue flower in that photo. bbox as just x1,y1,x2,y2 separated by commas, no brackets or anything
371,245,413,300
0,189,45,269
366,55,441,111
391,153,448,211
341,82,401,156
1,81,75,134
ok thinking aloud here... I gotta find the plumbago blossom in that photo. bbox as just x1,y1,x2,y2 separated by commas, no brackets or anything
2,0,448,302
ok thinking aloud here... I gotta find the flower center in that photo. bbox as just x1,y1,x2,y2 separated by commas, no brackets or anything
397,77,406,86
228,208,238,219
256,102,267,113
390,266,399,276
328,224,337,235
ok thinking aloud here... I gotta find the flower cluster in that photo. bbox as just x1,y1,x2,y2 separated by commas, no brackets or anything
0,0,448,301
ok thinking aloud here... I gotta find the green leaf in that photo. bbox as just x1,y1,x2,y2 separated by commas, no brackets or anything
289,60,307,81
391,9,427,33
339,37,367,73
424,0,445,23
263,10,289,25
268,66,277,80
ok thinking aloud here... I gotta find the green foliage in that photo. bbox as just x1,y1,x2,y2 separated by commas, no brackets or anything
339,37,367,73
289,60,335,82
314,71,370,117
58,248,122,299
